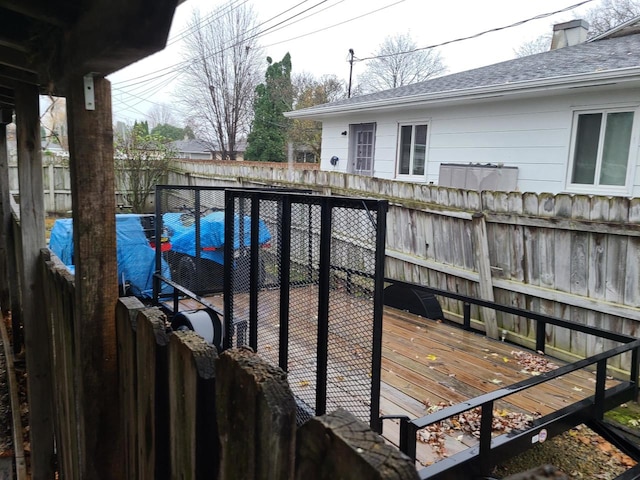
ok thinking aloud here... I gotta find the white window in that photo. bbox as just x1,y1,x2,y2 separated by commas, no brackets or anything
397,123,428,178
568,108,636,191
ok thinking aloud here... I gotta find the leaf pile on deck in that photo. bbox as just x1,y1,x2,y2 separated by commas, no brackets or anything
511,350,558,375
417,401,539,460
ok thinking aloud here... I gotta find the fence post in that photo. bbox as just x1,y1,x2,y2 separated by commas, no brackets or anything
48,161,55,212
217,348,296,480
169,331,219,479
136,307,171,480
472,212,499,339
295,409,419,480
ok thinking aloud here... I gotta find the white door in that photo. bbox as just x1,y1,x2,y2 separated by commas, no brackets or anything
349,123,375,176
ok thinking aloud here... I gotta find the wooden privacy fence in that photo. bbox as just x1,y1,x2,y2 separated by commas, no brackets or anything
11,159,319,214
42,253,417,479
165,162,640,372
116,298,418,479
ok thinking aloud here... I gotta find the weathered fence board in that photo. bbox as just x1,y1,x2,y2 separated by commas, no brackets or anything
216,348,296,480
116,296,146,480
168,331,218,479
42,252,79,479
136,307,170,480
160,163,640,371
295,409,419,480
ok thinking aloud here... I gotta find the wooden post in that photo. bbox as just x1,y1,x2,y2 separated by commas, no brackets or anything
168,331,218,479
0,108,14,313
472,212,499,339
216,348,296,480
15,83,56,480
66,75,122,479
295,409,419,480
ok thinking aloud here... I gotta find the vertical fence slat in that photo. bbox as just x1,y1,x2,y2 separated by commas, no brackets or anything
217,348,296,480
295,409,419,480
136,307,170,480
116,297,146,480
472,213,498,339
169,331,218,479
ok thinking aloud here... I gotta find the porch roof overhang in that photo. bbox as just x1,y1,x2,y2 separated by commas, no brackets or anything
284,66,640,120
0,0,181,110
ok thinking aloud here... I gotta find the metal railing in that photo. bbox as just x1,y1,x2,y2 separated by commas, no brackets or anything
381,280,640,480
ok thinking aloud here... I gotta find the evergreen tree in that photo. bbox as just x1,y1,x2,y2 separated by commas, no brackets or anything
245,53,293,162
151,123,188,141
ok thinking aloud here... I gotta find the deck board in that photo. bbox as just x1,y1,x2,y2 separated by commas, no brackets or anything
167,288,621,466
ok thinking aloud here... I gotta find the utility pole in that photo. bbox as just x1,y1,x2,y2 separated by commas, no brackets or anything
348,48,354,98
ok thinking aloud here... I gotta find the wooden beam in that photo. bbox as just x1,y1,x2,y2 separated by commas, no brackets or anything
15,82,55,479
66,74,122,479
0,64,38,85
0,45,36,73
0,1,73,27
59,0,178,80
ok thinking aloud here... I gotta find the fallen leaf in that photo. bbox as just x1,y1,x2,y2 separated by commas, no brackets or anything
426,354,437,361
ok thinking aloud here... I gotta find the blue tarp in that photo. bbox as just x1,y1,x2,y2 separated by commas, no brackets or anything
49,215,172,297
167,211,271,264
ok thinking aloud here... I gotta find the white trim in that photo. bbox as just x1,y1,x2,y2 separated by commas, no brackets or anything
395,121,430,181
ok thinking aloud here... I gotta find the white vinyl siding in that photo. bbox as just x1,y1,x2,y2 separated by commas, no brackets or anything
318,87,640,196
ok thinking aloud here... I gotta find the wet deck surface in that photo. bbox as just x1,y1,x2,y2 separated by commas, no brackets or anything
170,288,619,466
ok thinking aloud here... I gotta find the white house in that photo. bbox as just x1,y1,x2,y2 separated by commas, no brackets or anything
286,18,640,197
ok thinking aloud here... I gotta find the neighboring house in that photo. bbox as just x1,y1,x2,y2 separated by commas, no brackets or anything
169,139,248,161
169,139,213,160
286,18,640,196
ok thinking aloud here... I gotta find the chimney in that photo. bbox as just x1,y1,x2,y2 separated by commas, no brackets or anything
551,19,589,49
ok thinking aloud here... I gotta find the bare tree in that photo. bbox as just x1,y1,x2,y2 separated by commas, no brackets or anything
357,33,447,94
40,96,69,151
178,5,263,160
114,122,175,213
288,73,346,161
584,0,640,36
146,103,176,129
514,34,552,58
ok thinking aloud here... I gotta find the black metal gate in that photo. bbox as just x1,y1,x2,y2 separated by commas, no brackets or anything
153,186,388,429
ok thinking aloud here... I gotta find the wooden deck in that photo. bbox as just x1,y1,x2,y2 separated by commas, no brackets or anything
171,288,620,466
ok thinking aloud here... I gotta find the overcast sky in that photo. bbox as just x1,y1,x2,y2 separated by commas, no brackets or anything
108,0,600,124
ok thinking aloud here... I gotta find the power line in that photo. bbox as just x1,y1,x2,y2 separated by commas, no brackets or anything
260,0,405,50
113,0,323,88
165,0,249,47
113,0,598,118
355,0,597,62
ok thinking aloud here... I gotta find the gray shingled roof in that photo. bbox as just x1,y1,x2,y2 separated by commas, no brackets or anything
288,32,640,117
169,139,211,153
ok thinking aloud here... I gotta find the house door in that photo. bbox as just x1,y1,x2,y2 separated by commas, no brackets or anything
349,123,375,176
